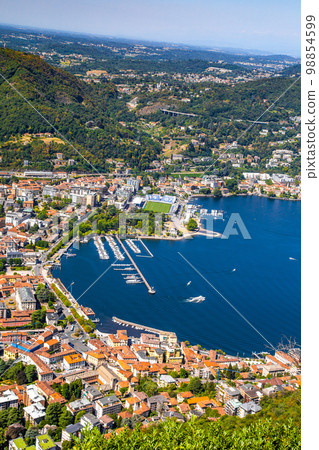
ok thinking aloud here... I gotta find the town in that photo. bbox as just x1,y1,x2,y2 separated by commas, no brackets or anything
0,167,301,449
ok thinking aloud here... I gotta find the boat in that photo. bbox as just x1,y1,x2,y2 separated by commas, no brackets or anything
187,295,206,303
66,253,76,258
187,281,191,286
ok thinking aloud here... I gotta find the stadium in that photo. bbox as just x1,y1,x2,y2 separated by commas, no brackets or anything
144,194,176,214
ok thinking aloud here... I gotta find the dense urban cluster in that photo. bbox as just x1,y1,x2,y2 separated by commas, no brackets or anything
0,168,301,448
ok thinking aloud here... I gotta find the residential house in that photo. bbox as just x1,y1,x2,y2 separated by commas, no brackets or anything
94,395,122,418
66,398,93,416
24,402,46,425
238,401,262,418
35,435,56,450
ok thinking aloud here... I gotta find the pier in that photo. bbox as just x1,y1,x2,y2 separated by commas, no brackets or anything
136,238,154,258
112,316,175,336
115,236,155,294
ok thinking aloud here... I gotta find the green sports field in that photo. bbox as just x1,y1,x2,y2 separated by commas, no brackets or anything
144,201,172,213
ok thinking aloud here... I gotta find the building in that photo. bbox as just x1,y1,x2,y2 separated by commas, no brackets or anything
16,287,37,311
23,385,45,407
216,382,241,404
0,300,10,319
66,397,93,416
0,390,19,410
63,353,84,371
99,414,114,431
159,374,176,388
224,399,242,416
8,437,32,450
238,384,261,404
80,413,101,431
238,401,262,418
61,423,83,444
94,395,122,418
24,402,46,425
262,364,285,377
35,435,56,450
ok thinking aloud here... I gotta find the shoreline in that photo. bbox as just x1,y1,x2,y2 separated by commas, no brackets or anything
190,193,301,202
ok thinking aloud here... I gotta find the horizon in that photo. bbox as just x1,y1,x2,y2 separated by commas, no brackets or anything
0,21,300,59
0,0,301,57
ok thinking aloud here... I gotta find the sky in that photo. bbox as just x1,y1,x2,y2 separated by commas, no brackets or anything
0,0,301,56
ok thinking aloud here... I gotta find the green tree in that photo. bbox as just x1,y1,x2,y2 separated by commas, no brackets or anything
75,410,86,424
25,365,38,383
188,377,203,395
45,403,62,426
213,187,222,198
59,409,73,428
186,218,197,231
25,426,38,443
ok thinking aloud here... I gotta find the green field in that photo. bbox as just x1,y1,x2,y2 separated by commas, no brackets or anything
144,201,172,213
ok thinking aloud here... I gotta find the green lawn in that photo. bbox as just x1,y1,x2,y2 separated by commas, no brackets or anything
144,201,172,213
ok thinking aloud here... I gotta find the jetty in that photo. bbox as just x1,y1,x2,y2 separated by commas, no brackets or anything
115,236,155,294
136,238,154,258
112,316,175,336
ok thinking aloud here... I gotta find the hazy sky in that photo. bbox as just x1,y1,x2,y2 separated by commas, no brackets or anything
0,0,300,56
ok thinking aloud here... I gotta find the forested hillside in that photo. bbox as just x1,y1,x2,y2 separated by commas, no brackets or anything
0,48,300,173
0,48,161,171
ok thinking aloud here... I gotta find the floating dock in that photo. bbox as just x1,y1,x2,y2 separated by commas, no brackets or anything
115,235,155,294
93,236,109,260
106,235,125,261
126,239,141,254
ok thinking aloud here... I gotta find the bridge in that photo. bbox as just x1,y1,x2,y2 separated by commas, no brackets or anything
160,109,198,117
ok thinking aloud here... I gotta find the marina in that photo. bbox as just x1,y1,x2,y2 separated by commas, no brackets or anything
93,235,109,260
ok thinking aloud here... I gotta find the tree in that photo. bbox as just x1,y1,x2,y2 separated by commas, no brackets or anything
45,403,62,426
188,377,202,395
59,409,73,428
62,441,73,450
31,309,46,328
186,218,197,231
5,423,25,440
179,368,189,378
37,210,48,220
213,187,222,198
75,410,86,423
225,178,238,193
25,365,37,383
16,370,27,385
25,426,38,443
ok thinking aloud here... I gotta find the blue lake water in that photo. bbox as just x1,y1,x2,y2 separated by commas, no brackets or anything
52,196,301,356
